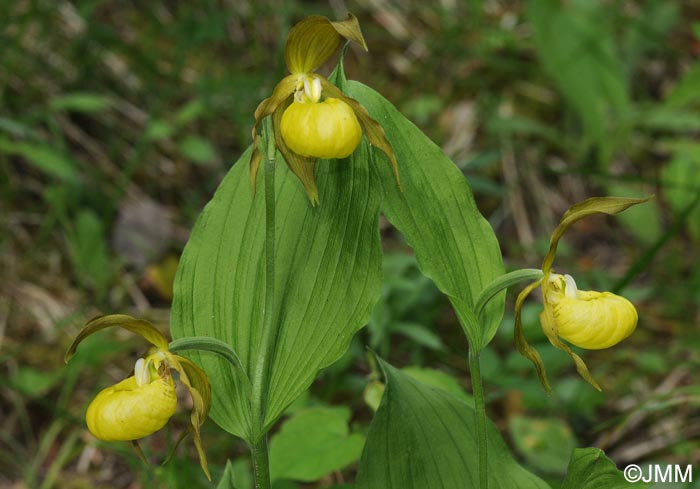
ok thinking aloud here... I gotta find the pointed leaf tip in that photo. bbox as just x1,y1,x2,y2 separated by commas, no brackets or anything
217,460,238,489
331,13,368,52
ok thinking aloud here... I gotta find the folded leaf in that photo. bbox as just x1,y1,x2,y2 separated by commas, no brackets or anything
347,80,505,351
561,448,650,489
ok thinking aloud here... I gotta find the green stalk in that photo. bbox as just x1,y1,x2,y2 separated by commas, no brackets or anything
251,435,271,489
249,117,278,489
169,336,252,391
469,347,489,489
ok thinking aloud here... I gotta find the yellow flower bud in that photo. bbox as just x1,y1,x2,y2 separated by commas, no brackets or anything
544,274,638,350
280,97,362,159
86,375,177,442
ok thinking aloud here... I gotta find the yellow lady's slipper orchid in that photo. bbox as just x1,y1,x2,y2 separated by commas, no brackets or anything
514,196,651,392
65,314,212,480
250,14,400,204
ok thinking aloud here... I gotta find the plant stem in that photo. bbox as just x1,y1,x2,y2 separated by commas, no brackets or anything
251,434,271,489
469,347,489,489
474,268,543,319
249,118,278,489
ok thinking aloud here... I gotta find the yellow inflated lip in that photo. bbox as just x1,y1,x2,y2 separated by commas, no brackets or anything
280,97,362,159
86,376,177,442
545,274,638,350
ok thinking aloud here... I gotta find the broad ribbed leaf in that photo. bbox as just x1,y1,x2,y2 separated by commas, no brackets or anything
346,80,505,350
561,448,650,489
355,359,550,489
171,142,382,441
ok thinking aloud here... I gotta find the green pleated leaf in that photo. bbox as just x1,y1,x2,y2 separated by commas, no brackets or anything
355,358,550,489
170,142,382,442
561,448,650,489
346,80,505,351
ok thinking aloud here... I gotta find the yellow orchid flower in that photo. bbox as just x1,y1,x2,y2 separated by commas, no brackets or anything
250,14,400,205
514,196,650,392
65,314,212,480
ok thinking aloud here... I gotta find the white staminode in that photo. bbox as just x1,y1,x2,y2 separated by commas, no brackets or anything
303,76,323,103
134,357,148,386
563,274,579,299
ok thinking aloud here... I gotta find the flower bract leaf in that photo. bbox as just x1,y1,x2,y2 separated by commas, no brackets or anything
250,75,297,191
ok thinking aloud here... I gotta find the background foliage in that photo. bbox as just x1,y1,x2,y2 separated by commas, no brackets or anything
1,0,699,487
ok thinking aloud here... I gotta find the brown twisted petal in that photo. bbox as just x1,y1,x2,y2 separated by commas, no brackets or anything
250,75,297,190
170,354,212,480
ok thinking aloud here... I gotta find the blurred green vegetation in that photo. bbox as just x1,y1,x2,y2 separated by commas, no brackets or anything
1,0,699,487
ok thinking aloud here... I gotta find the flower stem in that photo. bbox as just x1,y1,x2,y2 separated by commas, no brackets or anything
469,347,489,489
249,117,278,489
168,336,251,390
474,268,544,319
